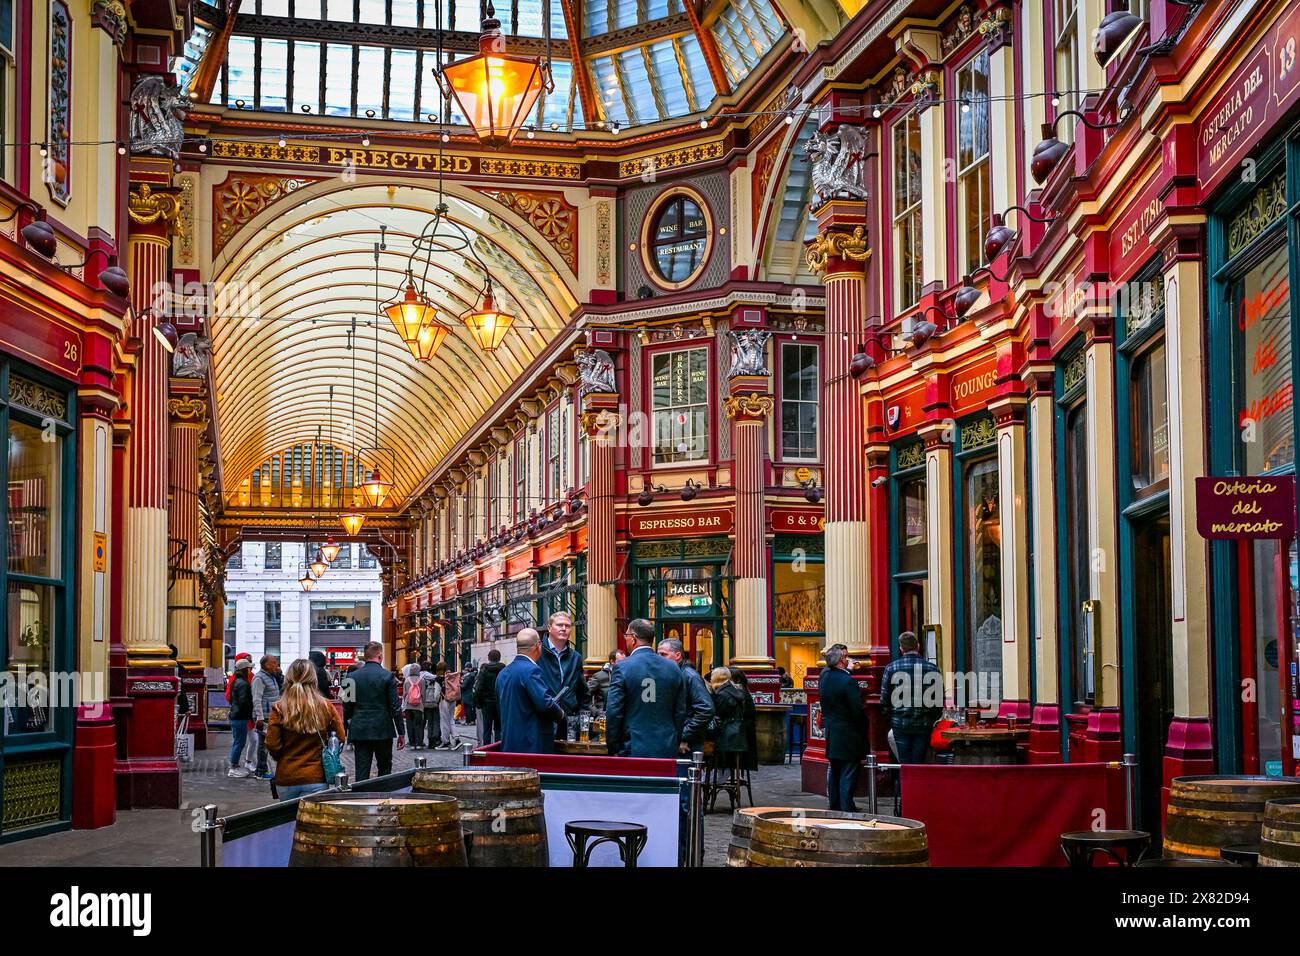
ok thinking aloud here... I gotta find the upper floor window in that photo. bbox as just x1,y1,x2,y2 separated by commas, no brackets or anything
227,546,243,570
647,193,709,287
265,542,282,569
781,342,819,461
359,546,378,569
956,49,992,276
513,434,528,522
892,109,924,310
1052,0,1080,145
546,403,562,501
224,602,237,631
651,347,709,465
265,600,281,630
0,0,13,181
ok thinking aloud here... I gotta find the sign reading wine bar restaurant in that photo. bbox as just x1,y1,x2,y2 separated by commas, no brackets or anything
1195,476,1297,539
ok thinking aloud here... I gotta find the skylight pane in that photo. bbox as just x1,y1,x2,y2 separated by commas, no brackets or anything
226,35,256,106
539,58,574,129
356,46,386,115
516,0,543,35
677,33,715,107
776,119,815,241
452,0,480,32
261,0,289,16
358,0,385,22
617,48,656,124
496,0,514,33
296,0,323,18
589,56,629,127
389,47,417,120
609,0,639,30
323,43,353,114
260,39,289,111
292,40,322,112
648,42,688,118
584,0,609,36
391,0,418,25
326,0,352,20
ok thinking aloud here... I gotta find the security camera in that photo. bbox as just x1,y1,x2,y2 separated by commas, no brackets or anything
871,476,888,488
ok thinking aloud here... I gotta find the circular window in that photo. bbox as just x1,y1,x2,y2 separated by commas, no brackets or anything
644,190,711,289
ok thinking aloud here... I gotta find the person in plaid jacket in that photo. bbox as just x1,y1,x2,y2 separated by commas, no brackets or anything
879,631,943,764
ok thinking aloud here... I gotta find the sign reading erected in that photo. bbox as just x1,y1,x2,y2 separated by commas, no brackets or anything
628,507,733,539
1195,476,1296,539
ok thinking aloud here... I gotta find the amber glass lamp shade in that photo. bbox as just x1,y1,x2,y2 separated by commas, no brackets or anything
299,571,317,592
320,538,342,563
309,549,330,578
384,279,440,346
408,315,450,362
464,290,515,351
340,511,366,535
441,29,547,148
361,468,392,507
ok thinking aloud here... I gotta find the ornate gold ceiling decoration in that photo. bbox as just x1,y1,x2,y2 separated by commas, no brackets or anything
212,172,327,257
804,226,872,275
475,188,578,274
128,183,180,226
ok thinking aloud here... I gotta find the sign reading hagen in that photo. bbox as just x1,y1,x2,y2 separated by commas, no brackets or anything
1195,476,1297,540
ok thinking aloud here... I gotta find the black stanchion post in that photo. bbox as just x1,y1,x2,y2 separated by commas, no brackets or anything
865,753,878,815
1122,753,1137,830
199,804,219,868
335,772,350,791
688,751,705,867
414,756,427,769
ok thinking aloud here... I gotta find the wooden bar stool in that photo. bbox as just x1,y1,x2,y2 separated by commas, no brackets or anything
565,820,649,868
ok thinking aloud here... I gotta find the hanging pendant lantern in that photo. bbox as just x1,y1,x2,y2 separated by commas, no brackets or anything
361,467,392,507
309,548,330,578
340,510,366,535
299,569,317,592
464,288,515,351
408,313,451,362
440,1,549,148
320,537,342,563
384,275,440,346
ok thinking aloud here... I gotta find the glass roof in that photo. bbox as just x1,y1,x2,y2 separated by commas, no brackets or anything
188,0,785,130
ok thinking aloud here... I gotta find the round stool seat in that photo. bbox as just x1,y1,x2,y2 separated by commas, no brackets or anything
1060,829,1150,867
564,820,649,868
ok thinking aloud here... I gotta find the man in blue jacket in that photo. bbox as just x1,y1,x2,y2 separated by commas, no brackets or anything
606,619,687,758
537,612,589,740
342,641,405,781
497,629,566,754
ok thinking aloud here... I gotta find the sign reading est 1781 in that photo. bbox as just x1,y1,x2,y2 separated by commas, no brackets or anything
1195,476,1296,539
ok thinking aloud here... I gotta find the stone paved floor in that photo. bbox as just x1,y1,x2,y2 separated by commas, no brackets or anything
0,724,826,867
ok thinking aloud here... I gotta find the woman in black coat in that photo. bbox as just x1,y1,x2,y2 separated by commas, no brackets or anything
708,668,748,759
728,667,759,772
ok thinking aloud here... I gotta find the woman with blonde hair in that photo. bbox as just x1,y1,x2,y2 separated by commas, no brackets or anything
266,658,346,800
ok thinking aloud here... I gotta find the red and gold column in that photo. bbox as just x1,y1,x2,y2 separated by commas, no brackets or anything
582,385,620,670
116,169,181,809
168,380,209,749
725,372,778,700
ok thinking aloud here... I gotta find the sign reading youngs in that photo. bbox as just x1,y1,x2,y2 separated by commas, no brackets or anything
1195,476,1297,539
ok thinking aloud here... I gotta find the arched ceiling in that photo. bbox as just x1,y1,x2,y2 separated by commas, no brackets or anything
210,182,579,509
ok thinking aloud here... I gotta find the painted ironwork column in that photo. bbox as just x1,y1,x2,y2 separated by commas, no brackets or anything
1025,365,1062,761
725,354,777,696
168,379,209,748
118,169,181,808
991,388,1031,724
806,201,874,661
580,363,620,670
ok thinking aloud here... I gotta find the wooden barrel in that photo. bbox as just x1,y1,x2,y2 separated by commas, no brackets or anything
746,813,929,867
728,807,875,866
290,793,467,867
1259,797,1300,867
412,767,548,867
1164,776,1300,859
754,707,788,764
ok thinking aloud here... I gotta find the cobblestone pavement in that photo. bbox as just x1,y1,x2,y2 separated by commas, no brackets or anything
0,726,826,867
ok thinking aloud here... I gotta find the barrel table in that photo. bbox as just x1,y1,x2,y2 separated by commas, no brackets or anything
289,793,468,867
727,807,871,867
413,767,548,867
939,727,1022,764
755,704,791,765
1164,775,1300,860
746,813,929,867
1259,797,1300,866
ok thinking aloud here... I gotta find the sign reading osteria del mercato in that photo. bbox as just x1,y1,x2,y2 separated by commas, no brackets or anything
1194,476,1297,539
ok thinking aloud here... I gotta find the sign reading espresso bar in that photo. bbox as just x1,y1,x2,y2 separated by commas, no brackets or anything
1195,476,1296,540
629,507,733,539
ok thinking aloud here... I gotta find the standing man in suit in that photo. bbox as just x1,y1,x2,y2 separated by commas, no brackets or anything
538,611,590,740
606,619,687,759
657,638,714,754
342,641,405,781
820,644,869,812
496,629,566,754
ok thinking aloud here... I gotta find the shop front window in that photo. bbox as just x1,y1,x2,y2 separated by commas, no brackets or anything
1064,401,1093,704
651,347,709,465
1130,340,1170,491
964,452,1002,710
1237,243,1293,475
311,601,372,630
773,550,824,688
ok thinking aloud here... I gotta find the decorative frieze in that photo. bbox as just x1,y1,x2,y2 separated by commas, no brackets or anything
476,189,577,274
617,141,724,179
9,375,68,421
1227,172,1287,259
211,173,325,256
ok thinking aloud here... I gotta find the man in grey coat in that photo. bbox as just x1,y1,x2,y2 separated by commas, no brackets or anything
657,638,714,754
251,655,281,780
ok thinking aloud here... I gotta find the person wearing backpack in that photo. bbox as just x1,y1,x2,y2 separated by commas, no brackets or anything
402,662,427,751
436,662,459,750
419,660,442,748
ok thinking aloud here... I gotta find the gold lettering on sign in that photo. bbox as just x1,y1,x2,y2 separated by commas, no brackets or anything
952,369,996,403
1120,196,1162,259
